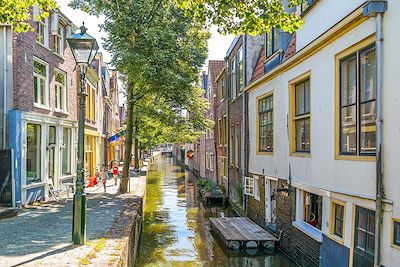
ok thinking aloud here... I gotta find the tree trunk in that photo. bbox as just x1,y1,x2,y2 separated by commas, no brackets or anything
134,120,139,170
119,83,134,193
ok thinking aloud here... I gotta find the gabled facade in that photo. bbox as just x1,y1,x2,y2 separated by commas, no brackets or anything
245,1,398,266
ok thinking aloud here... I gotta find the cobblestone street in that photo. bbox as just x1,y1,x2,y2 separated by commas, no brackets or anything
0,180,125,267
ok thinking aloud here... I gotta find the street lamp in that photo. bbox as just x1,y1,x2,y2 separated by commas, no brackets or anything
67,23,99,245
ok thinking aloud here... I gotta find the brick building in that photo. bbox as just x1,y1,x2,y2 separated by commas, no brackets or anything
204,61,224,183
3,9,79,206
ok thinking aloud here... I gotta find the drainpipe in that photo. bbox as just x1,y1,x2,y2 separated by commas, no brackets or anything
363,1,386,266
225,57,230,199
242,34,248,211
3,27,7,150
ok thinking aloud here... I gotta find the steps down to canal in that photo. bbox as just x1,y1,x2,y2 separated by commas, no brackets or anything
210,217,277,250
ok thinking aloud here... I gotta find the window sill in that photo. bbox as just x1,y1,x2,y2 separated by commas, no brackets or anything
290,152,311,158
54,52,65,60
54,108,69,115
34,103,51,111
335,154,375,162
327,233,344,245
292,220,322,242
22,181,46,190
256,151,273,156
36,42,51,51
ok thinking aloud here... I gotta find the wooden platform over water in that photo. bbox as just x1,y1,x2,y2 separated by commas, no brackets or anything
209,217,277,249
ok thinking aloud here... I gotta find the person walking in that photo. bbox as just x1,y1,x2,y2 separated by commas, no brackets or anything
100,165,108,193
113,162,119,186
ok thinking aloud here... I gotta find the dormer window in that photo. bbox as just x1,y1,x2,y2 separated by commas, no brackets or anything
266,29,279,58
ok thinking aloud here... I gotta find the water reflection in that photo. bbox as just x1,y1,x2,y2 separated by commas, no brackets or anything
137,157,295,267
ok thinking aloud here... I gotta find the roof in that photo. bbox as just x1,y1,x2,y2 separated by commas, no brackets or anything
284,33,296,60
226,36,241,58
251,47,265,82
208,60,225,89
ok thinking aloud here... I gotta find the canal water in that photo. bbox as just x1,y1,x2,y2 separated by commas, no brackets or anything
137,157,295,266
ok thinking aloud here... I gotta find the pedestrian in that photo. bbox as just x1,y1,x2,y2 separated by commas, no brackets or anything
113,162,119,186
100,165,108,193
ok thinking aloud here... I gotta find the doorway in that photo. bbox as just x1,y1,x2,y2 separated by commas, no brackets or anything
265,177,277,229
0,150,12,207
48,126,56,184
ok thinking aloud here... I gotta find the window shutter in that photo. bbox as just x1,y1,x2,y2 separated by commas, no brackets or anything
33,4,40,21
51,11,59,35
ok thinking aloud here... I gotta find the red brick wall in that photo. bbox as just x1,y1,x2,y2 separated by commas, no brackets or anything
12,16,78,121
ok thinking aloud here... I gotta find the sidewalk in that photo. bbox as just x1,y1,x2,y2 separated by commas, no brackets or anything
0,176,144,267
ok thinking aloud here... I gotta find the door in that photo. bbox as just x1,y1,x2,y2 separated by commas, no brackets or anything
353,206,375,267
48,126,56,184
0,150,12,207
265,178,277,227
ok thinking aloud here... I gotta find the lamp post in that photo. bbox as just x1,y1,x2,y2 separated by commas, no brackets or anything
67,23,99,245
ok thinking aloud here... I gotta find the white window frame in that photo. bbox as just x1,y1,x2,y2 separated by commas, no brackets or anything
244,176,254,196
36,17,49,47
253,175,260,201
54,25,65,57
61,127,72,176
210,153,214,171
33,57,49,107
54,69,67,112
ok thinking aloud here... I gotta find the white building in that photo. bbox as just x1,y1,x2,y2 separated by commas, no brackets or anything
245,1,399,266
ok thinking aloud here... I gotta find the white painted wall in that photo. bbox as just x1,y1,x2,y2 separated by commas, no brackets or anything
248,1,400,264
296,0,366,50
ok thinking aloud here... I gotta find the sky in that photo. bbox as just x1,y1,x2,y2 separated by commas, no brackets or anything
57,1,234,67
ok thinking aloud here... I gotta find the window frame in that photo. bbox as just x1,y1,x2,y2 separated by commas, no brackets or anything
329,200,346,243
33,57,49,108
237,46,243,94
289,72,311,157
36,17,49,47
54,24,65,57
244,176,255,196
256,92,274,154
54,69,67,112
354,206,375,261
26,123,42,185
265,28,279,59
234,122,240,168
335,36,376,162
253,175,260,201
61,127,72,176
392,219,400,249
230,58,237,100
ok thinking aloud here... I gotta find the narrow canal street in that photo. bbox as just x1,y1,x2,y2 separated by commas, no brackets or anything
137,157,295,266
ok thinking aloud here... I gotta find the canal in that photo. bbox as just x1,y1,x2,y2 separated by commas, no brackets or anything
137,156,295,266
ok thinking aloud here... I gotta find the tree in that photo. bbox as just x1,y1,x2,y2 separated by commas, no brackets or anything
176,0,304,35
1,0,56,32
70,0,211,193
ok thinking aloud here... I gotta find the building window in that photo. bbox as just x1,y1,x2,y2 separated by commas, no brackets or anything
340,45,376,156
222,115,226,145
62,128,72,176
237,47,243,93
55,70,67,111
393,220,400,247
230,59,236,100
354,207,375,261
206,153,210,170
299,0,316,14
222,157,228,177
54,25,64,56
245,176,254,196
86,83,96,122
294,79,311,153
258,94,273,152
235,123,240,167
266,28,279,58
253,175,260,201
230,124,234,165
26,124,41,184
210,153,214,171
221,77,225,101
332,202,345,238
36,18,48,46
304,192,322,230
33,59,48,106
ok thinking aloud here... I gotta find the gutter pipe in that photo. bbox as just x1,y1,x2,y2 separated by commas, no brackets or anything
363,1,386,266
3,27,7,149
243,34,248,211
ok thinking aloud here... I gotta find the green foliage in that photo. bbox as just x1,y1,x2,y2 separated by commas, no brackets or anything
197,178,217,193
176,0,304,35
1,0,56,32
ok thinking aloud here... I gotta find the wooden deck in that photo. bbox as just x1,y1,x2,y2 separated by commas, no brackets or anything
209,217,277,249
